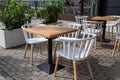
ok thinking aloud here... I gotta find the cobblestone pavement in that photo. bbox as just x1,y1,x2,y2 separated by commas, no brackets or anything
0,35,120,80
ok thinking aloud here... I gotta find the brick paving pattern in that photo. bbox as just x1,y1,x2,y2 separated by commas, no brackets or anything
0,34,120,80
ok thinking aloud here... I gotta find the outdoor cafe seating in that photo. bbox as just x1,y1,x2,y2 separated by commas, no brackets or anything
0,15,119,80
21,15,120,79
1,0,120,80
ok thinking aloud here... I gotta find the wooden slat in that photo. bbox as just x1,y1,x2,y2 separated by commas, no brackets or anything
24,25,77,38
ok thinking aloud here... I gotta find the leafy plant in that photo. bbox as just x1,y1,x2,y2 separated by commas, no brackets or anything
37,0,65,24
25,8,36,22
0,0,33,30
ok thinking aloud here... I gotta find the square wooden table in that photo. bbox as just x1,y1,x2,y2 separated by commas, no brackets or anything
24,25,77,74
89,16,118,42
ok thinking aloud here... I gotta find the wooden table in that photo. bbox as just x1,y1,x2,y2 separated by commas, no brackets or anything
89,16,118,42
24,25,77,74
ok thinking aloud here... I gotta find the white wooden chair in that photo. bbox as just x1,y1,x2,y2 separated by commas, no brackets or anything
82,21,103,49
106,15,120,38
112,23,120,57
75,15,88,24
21,24,47,65
54,32,96,80
54,22,82,59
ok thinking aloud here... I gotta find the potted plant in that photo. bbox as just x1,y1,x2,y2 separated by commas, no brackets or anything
0,0,33,48
37,0,65,24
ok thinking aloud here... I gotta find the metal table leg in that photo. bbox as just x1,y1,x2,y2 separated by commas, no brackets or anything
37,38,64,74
37,39,54,74
102,21,111,43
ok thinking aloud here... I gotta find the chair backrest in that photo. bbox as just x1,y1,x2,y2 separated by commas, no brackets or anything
62,22,82,38
21,23,45,42
106,15,120,25
106,21,117,26
116,23,120,38
21,24,33,42
75,16,88,24
114,16,120,23
59,32,96,60
82,21,103,34
29,23,46,27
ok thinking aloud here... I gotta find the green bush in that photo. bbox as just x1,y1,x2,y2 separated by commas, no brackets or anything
0,0,33,30
37,0,65,24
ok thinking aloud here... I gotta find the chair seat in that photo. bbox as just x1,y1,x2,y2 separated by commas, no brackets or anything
27,38,47,44
57,46,88,61
116,36,120,40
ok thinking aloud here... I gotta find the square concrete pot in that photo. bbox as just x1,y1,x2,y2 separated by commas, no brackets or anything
0,28,25,48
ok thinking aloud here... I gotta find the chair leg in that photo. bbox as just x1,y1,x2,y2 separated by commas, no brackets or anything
111,27,114,38
54,42,58,60
100,32,102,47
118,40,120,51
24,43,28,58
108,26,110,36
54,55,59,77
62,42,64,49
94,39,97,49
30,44,34,66
112,40,119,57
39,44,42,55
86,58,93,78
68,60,72,68
117,40,120,52
46,43,48,50
73,61,77,80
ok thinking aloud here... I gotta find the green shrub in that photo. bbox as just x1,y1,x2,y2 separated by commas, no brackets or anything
0,0,33,30
37,0,65,24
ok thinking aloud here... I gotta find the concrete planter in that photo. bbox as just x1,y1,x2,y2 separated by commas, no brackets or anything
0,28,25,48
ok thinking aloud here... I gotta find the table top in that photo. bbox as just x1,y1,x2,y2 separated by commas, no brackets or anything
23,25,77,39
89,16,118,21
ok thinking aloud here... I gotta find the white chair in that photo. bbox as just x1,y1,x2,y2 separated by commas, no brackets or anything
75,15,88,24
21,24,47,65
54,32,96,80
112,23,120,57
54,22,82,59
106,15,120,38
82,21,103,49
29,23,46,27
